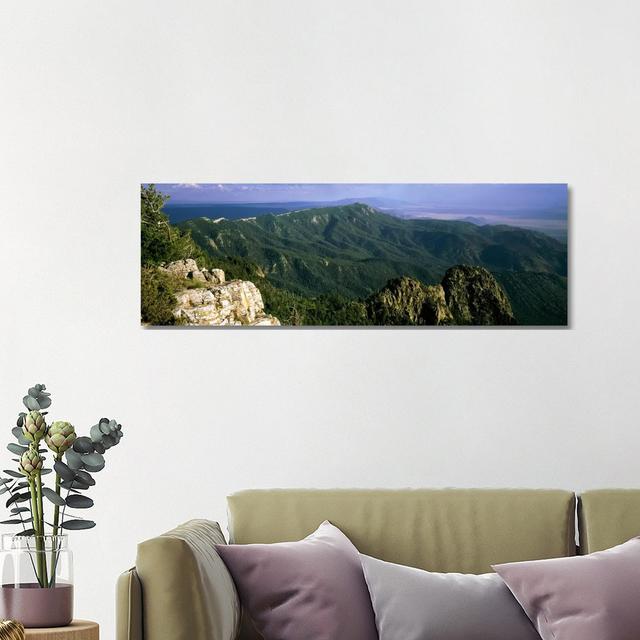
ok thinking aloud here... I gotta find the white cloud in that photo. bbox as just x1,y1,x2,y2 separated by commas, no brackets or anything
175,183,203,189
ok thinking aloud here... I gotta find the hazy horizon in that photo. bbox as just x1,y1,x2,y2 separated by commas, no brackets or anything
151,183,568,240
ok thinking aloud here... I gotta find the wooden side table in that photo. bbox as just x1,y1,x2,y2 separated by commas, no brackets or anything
24,620,98,640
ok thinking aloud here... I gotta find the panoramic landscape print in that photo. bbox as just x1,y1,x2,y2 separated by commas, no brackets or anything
141,183,568,327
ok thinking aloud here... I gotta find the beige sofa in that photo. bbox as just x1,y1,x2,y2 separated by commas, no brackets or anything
116,488,640,640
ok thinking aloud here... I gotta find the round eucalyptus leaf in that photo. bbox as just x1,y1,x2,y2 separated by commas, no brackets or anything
60,519,96,530
99,421,111,435
42,487,66,507
72,437,94,455
7,444,27,456
23,396,40,411
54,460,76,481
62,479,90,491
66,495,94,509
82,453,104,467
74,471,95,486
65,450,83,471
89,424,102,443
82,462,105,473
93,442,105,455
13,430,30,445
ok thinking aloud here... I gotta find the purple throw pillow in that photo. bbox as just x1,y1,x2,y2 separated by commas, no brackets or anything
215,520,378,640
493,537,640,640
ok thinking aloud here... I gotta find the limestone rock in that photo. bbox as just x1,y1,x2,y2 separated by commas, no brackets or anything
161,259,225,285
174,280,280,326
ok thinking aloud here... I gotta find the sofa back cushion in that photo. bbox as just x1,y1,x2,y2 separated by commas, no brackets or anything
228,489,576,573
578,489,640,553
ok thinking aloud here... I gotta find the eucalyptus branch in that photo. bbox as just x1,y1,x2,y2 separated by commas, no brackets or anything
4,479,39,580
3,383,125,591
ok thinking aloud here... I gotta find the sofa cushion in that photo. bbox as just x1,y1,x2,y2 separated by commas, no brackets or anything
578,489,640,553
494,537,640,640
216,521,378,640
136,519,240,640
361,554,540,640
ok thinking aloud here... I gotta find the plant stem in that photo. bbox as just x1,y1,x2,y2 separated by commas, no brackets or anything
48,485,72,588
34,474,48,586
29,479,44,587
50,456,62,586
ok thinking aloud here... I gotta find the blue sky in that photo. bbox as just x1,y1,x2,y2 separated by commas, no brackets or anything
154,183,567,213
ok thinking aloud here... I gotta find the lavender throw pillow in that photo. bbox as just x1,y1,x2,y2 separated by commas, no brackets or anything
215,521,378,640
361,554,540,640
494,537,640,640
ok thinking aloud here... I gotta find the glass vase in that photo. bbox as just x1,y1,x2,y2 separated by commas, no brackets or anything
0,534,73,627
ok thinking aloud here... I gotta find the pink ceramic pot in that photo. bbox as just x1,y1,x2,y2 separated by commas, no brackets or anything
0,583,73,627
0,535,74,627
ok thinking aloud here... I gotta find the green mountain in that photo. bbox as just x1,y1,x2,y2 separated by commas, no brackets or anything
180,203,567,325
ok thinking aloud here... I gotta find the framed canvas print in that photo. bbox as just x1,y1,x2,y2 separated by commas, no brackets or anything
140,183,568,327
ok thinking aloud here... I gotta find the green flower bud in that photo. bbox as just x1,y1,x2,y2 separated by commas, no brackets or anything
22,411,46,443
19,448,43,479
45,421,76,455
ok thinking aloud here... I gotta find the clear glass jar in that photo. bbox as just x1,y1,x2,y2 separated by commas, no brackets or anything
0,535,73,627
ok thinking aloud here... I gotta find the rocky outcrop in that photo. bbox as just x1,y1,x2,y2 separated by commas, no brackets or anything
157,259,279,326
160,259,225,285
366,266,516,326
366,277,454,326
442,265,515,325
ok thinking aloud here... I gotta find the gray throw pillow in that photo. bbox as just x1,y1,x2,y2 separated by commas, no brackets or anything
360,554,540,640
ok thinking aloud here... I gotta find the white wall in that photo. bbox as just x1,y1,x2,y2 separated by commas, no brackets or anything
1,0,640,635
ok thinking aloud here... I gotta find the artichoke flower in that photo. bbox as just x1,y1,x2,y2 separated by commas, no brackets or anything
19,448,43,479
45,421,76,455
22,411,46,443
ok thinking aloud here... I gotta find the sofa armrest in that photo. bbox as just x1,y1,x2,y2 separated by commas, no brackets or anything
133,519,240,640
116,568,143,640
